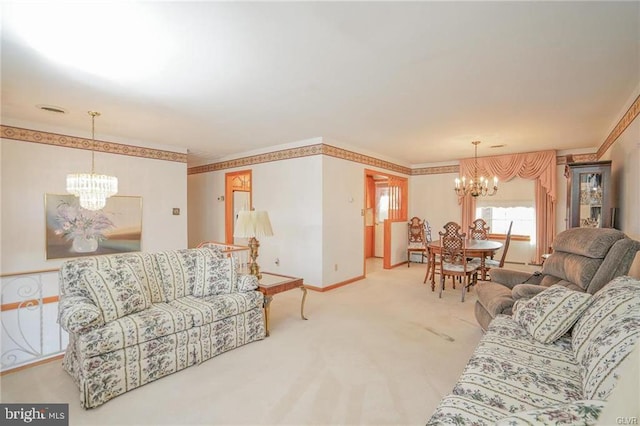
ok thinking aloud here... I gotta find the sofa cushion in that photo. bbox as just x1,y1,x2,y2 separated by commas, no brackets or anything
76,303,193,358
542,253,602,292
494,399,605,426
427,315,584,425
512,285,592,344
571,276,640,400
192,255,238,297
168,291,264,326
82,266,150,323
60,252,164,303
154,249,199,301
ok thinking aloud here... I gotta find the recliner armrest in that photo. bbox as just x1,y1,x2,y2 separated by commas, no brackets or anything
512,284,546,301
490,269,535,289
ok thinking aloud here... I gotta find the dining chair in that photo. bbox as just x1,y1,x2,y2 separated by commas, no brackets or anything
424,221,462,285
407,217,428,267
483,221,513,278
468,218,490,240
438,230,481,302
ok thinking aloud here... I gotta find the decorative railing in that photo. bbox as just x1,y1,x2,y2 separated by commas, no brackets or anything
196,241,251,274
1,269,68,373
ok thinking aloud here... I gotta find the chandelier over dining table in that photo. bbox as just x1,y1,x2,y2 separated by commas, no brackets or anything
454,141,498,197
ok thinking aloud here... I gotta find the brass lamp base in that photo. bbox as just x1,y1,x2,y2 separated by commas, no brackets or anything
248,237,262,280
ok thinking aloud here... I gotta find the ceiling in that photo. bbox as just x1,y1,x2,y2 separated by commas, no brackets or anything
2,2,639,167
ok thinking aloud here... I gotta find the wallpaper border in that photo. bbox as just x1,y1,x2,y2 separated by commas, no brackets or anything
597,94,640,159
0,125,188,163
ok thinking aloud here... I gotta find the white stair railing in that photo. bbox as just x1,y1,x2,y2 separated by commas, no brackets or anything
1,269,68,372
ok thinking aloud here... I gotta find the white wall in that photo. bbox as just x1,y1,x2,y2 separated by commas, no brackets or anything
409,172,461,236
187,171,225,246
187,152,412,288
322,156,365,285
1,138,188,274
390,220,407,267
187,156,325,286
607,117,640,278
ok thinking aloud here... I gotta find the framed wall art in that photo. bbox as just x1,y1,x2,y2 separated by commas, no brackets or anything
45,194,142,260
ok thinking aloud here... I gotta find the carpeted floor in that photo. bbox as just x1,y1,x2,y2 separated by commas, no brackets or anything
0,260,484,425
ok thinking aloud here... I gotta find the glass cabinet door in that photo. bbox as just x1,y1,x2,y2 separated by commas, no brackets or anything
578,172,603,227
566,160,612,229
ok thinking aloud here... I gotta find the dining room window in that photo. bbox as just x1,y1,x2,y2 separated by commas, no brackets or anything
475,177,535,241
477,205,535,240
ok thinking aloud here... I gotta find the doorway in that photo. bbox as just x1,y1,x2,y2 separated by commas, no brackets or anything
364,171,389,274
225,170,252,245
364,169,409,273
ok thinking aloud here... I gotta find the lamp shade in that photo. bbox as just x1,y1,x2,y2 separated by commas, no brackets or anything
233,210,274,238
233,210,255,238
254,211,273,237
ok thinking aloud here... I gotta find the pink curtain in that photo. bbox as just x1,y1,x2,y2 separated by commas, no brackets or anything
459,150,556,262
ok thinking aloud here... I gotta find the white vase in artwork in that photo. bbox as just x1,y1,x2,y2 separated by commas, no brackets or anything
72,235,99,253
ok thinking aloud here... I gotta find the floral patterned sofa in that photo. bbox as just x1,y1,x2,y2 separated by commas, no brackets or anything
58,247,265,408
427,275,640,425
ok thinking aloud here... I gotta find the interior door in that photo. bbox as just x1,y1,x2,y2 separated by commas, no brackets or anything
374,183,389,257
225,170,252,244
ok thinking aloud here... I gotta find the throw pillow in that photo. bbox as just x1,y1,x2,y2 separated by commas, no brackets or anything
512,285,592,344
193,255,238,297
82,265,150,323
571,276,640,400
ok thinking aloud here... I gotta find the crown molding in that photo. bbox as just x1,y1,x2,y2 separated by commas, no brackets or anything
0,125,187,163
597,93,640,159
556,153,598,165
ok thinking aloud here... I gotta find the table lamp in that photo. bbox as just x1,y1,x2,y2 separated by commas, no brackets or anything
233,210,273,279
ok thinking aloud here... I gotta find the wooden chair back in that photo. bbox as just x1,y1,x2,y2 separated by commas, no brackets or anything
469,218,490,240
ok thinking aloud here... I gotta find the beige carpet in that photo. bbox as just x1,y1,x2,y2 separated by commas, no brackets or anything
0,260,483,425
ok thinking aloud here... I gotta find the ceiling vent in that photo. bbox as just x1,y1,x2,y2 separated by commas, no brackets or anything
36,104,67,114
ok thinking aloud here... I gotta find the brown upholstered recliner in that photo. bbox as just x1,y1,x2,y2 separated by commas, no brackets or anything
474,227,640,331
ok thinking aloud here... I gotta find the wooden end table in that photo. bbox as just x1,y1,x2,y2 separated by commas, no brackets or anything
257,272,307,336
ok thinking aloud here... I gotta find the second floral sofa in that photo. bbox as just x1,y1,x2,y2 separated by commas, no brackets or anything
427,275,640,425
58,246,265,408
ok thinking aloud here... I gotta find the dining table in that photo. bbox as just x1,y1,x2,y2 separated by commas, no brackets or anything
426,239,503,290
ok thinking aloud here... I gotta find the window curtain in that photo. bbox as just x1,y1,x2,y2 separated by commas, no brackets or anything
458,150,556,263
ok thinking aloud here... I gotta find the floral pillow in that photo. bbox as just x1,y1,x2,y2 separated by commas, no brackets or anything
82,265,150,323
512,285,592,344
193,255,237,297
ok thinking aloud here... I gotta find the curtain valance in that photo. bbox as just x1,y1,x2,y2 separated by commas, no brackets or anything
458,149,557,263
459,150,556,201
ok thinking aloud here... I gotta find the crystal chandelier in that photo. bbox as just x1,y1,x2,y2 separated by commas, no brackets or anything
66,111,118,210
454,141,498,197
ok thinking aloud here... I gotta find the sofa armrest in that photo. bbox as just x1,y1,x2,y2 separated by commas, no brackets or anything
237,274,259,292
58,295,104,333
512,283,547,301
495,400,605,425
490,269,537,289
